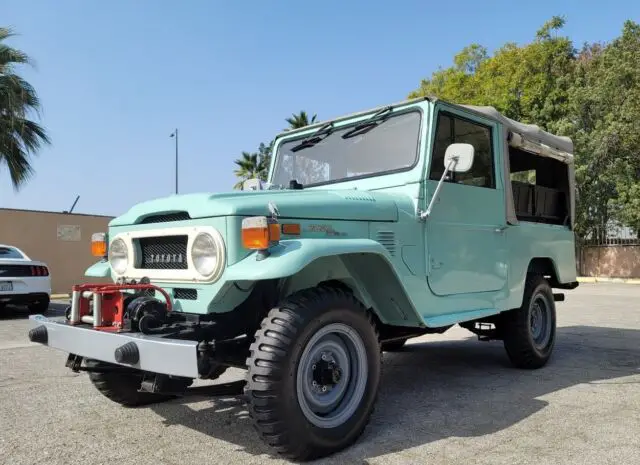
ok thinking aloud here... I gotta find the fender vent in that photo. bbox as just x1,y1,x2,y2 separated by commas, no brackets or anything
376,231,397,256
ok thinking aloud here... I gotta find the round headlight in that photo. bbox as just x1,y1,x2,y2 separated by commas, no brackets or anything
108,238,129,274
191,232,219,277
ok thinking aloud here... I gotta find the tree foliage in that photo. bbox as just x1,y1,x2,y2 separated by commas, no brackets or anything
408,17,640,239
285,110,317,129
0,27,50,190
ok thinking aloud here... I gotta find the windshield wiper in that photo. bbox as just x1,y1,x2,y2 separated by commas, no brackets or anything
341,106,393,139
291,122,334,152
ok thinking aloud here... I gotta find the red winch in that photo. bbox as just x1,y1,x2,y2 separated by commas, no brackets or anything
68,283,172,332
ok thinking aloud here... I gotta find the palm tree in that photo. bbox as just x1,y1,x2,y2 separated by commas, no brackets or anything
0,27,50,189
232,141,273,189
285,110,317,129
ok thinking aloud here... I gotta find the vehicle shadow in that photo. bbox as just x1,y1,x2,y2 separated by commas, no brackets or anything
0,302,67,320
149,325,640,463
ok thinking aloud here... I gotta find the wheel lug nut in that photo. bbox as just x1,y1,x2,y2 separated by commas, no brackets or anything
322,386,327,392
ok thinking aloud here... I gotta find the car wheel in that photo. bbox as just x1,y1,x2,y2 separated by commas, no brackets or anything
85,359,192,407
245,284,381,461
501,273,556,369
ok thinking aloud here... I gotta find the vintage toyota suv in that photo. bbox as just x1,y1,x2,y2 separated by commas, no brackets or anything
27,97,578,460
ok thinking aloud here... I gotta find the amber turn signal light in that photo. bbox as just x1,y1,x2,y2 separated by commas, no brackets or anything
242,216,280,250
91,232,107,257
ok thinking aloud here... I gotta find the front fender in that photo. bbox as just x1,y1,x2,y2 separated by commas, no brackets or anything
225,239,423,327
225,239,391,281
85,260,111,278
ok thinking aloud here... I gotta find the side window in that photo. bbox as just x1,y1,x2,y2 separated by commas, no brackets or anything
429,112,495,188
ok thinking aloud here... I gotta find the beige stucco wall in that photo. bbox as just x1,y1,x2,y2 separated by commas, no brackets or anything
0,208,114,294
582,245,640,278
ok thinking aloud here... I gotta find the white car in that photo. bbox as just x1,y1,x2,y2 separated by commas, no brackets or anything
0,244,51,313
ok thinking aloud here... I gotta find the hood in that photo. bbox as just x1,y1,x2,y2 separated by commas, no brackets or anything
109,189,400,226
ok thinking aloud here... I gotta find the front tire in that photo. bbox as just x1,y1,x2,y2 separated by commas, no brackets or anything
245,285,381,461
501,274,556,369
85,359,191,407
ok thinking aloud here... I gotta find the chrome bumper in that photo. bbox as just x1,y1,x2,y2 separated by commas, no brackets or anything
27,315,199,378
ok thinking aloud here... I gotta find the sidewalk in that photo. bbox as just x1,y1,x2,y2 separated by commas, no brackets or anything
577,276,640,284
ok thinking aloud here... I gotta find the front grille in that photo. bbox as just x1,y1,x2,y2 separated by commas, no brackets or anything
139,212,191,224
174,288,197,300
136,235,188,270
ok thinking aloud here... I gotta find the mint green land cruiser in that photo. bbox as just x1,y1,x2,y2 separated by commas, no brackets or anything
27,97,578,461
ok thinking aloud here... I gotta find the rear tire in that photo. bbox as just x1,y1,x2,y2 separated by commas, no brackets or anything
85,359,191,407
245,285,381,461
501,274,556,369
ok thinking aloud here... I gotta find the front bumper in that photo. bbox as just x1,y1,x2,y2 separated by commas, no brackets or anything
27,315,199,378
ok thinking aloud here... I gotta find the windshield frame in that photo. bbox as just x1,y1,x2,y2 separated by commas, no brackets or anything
268,106,424,189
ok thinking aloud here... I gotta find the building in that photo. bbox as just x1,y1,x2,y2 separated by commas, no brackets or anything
0,208,114,294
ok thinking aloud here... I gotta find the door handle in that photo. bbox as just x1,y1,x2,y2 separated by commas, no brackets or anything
494,226,508,233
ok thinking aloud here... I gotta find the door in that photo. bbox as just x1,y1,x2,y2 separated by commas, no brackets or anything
425,108,508,296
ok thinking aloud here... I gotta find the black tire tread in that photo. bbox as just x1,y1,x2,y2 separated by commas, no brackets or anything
245,285,381,461
502,273,556,369
85,359,177,407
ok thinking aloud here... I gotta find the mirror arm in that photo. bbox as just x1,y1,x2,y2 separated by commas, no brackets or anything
419,157,457,220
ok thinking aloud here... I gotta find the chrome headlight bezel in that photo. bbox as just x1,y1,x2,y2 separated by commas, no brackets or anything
108,237,129,275
190,231,225,280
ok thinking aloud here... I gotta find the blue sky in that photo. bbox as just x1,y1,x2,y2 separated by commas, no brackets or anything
1,0,637,216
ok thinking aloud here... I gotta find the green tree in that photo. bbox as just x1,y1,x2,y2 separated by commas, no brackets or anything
0,27,50,189
285,110,317,129
407,17,640,241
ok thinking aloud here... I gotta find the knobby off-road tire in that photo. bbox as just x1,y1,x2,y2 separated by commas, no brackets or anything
85,359,192,407
501,274,556,369
245,285,382,461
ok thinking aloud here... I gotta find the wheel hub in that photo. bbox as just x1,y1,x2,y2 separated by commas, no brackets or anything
296,323,369,429
312,353,343,390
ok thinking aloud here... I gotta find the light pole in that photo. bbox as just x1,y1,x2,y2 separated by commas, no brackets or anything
170,129,178,194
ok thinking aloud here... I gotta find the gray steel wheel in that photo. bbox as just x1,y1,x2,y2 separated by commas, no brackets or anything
296,323,368,428
530,293,552,349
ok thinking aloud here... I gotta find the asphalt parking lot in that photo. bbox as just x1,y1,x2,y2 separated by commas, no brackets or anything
1,283,639,465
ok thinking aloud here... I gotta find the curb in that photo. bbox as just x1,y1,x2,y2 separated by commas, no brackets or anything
577,277,640,284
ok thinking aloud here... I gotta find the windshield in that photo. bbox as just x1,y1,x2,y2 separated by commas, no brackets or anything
270,109,421,187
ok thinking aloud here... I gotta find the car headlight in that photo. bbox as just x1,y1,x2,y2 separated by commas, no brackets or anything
108,238,129,274
191,232,222,278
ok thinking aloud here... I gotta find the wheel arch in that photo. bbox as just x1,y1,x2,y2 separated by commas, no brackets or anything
224,239,424,328
278,252,423,327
